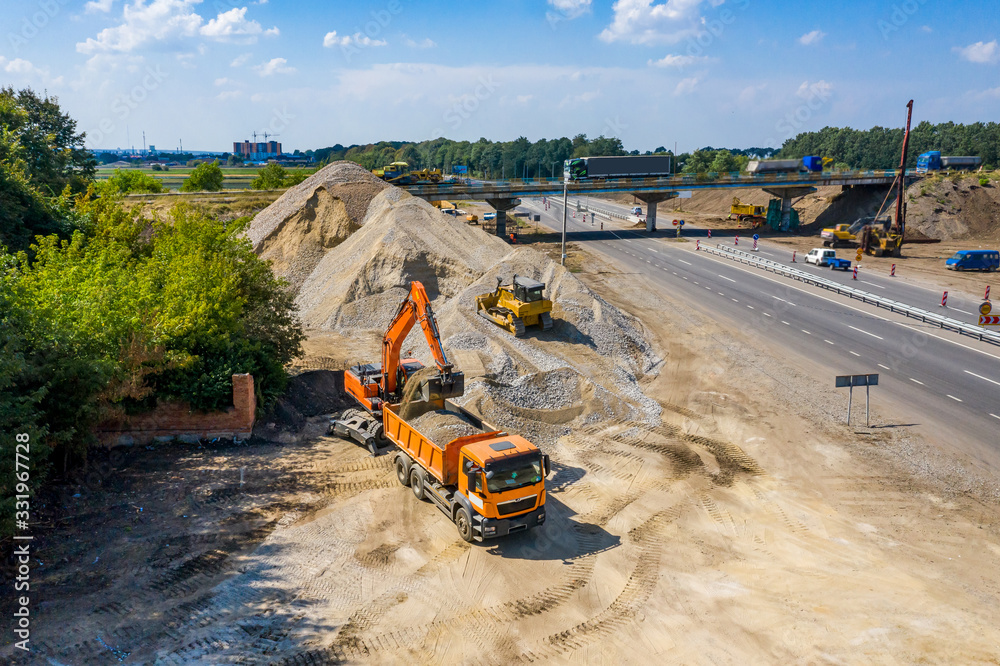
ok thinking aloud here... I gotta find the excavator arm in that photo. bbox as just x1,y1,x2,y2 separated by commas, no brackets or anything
381,281,462,401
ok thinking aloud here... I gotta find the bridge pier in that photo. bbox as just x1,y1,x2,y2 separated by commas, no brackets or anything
485,198,520,239
762,187,815,231
631,192,677,232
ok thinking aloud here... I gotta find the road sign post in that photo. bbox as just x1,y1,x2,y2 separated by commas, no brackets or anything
752,234,759,251
561,180,568,266
836,374,879,426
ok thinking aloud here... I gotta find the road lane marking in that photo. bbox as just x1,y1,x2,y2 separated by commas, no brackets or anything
824,339,835,345
850,351,861,356
678,259,692,266
991,414,1000,420
718,292,725,296
910,378,924,385
946,395,963,402
848,325,884,340
731,298,739,302
718,275,737,283
649,248,658,253
951,308,973,316
693,281,699,284
747,305,754,310
683,276,689,280
782,321,790,325
763,312,772,317
858,281,885,289
878,364,890,370
965,370,1000,387
802,329,812,335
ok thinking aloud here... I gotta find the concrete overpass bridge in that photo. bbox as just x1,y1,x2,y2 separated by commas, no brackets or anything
402,169,913,237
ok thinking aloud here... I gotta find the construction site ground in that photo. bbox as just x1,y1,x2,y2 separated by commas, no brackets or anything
7,167,1000,664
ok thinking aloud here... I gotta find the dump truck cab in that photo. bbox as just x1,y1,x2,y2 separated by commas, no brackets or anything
386,400,548,542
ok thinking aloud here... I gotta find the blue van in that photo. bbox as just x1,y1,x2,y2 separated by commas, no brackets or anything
946,250,999,272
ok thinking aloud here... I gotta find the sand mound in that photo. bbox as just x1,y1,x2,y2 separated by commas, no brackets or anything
409,409,482,445
293,189,511,331
247,162,389,289
906,177,1000,243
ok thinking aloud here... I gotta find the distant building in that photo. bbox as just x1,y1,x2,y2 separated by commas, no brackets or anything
233,140,282,161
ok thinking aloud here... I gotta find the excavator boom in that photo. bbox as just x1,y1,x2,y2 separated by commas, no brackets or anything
382,281,463,400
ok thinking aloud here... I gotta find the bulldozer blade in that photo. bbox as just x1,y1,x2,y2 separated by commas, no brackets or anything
419,371,466,401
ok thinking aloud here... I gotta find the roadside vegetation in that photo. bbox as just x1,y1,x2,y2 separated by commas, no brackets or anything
0,88,303,540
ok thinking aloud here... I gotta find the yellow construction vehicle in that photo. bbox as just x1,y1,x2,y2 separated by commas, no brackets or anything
475,275,553,337
859,225,903,257
820,224,857,247
728,197,766,227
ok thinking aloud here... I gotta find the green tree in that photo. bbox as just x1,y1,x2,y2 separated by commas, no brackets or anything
0,87,95,195
104,168,164,194
251,163,288,190
181,160,224,192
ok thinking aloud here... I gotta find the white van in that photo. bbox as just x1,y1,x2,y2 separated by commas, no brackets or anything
804,248,836,266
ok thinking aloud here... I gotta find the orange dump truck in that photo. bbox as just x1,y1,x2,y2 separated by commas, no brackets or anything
385,400,549,543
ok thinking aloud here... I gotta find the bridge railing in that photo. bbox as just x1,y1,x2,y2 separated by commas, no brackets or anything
701,243,1000,346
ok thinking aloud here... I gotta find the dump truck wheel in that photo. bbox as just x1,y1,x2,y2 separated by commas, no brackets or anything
410,469,426,500
395,456,410,486
455,507,474,543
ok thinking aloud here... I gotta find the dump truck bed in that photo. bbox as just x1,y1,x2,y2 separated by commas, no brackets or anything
383,401,501,486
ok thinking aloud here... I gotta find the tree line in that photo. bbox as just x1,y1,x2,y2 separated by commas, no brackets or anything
777,121,1000,170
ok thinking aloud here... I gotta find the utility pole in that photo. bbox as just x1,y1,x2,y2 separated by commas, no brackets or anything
561,178,568,266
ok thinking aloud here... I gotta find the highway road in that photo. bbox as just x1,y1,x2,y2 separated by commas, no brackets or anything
521,197,1000,466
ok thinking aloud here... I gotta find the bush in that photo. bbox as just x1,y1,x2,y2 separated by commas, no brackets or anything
251,163,288,190
104,168,164,194
980,177,991,187
181,160,224,191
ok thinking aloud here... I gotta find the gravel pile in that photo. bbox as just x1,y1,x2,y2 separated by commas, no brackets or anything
246,161,387,249
493,367,580,410
410,409,483,445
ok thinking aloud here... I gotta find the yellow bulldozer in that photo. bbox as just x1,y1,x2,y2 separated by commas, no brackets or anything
859,224,903,257
475,275,554,337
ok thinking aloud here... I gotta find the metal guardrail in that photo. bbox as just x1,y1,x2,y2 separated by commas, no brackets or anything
548,197,632,221
701,243,1000,346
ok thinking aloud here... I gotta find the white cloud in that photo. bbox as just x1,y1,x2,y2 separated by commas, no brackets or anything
548,0,592,19
214,77,233,86
200,7,278,43
648,53,711,68
85,0,116,13
78,1,275,53
0,57,63,85
217,90,244,101
798,30,825,46
254,57,295,77
231,53,253,67
77,0,204,53
796,80,833,100
404,37,437,49
674,76,699,95
323,31,388,48
954,40,999,64
599,0,724,45
920,25,932,33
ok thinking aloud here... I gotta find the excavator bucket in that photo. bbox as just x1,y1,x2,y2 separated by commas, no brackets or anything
419,370,466,402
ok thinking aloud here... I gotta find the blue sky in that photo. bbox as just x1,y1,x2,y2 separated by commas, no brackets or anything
1,0,997,153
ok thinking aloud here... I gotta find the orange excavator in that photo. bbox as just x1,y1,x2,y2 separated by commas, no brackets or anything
331,281,465,454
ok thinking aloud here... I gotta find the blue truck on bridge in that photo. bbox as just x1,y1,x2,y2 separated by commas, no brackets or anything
915,152,982,174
